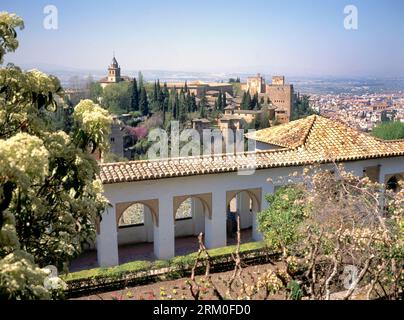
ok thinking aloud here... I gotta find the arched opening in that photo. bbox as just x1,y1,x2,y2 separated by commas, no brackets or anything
386,174,403,193
116,202,156,264
387,176,399,192
226,190,261,245
118,203,145,227
174,196,209,256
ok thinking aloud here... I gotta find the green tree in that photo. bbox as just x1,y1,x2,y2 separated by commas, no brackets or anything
199,103,206,118
251,92,259,110
0,12,112,299
292,95,317,120
179,89,187,123
88,82,103,103
101,82,131,114
130,77,139,112
153,81,158,102
199,93,208,118
244,92,251,110
258,186,306,255
217,93,223,111
62,96,74,133
257,167,403,300
139,85,149,116
222,92,227,108
372,121,404,140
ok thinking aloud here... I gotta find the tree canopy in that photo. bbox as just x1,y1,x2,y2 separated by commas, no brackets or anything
0,12,112,299
371,121,404,140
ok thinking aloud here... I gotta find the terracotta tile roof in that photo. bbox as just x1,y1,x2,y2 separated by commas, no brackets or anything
99,115,404,184
245,115,315,148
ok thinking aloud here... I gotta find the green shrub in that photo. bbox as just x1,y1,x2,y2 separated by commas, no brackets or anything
63,241,267,282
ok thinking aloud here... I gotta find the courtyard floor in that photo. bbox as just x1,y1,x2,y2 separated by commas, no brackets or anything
69,228,253,272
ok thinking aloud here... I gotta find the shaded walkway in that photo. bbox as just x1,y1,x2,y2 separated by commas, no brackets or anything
69,228,252,272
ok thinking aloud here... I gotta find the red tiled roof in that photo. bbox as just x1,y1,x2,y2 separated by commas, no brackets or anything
99,115,404,184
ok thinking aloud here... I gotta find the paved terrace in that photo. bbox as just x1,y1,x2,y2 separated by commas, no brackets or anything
70,229,252,272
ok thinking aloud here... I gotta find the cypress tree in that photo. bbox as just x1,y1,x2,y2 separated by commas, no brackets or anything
217,93,222,111
173,90,179,120
153,81,158,102
130,77,139,112
222,92,227,108
199,93,208,118
241,91,247,109
191,93,197,112
163,82,169,99
250,93,257,110
179,89,187,123
163,83,169,117
199,102,206,118
139,86,149,116
186,92,192,113
157,80,163,110
244,92,251,110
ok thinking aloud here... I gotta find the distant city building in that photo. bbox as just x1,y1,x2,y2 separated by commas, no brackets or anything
100,55,131,89
165,81,233,98
242,74,295,123
246,73,266,95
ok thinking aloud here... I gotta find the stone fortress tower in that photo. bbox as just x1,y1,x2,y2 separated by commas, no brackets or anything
243,74,295,123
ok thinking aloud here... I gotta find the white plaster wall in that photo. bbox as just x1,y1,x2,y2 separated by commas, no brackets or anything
237,192,253,229
118,225,146,245
117,206,154,245
97,156,404,267
174,218,194,237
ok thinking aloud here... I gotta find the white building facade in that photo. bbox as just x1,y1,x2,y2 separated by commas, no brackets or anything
96,116,404,267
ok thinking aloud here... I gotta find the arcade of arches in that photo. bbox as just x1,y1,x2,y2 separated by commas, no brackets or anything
95,189,262,267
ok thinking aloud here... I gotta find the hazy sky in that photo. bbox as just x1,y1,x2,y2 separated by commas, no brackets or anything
2,0,404,77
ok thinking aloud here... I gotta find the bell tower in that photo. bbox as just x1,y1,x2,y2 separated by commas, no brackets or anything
108,54,121,83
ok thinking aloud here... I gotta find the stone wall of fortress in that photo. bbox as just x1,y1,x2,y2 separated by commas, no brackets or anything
264,84,294,119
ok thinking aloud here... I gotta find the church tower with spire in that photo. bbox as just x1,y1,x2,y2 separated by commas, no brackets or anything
108,55,121,83
100,54,130,89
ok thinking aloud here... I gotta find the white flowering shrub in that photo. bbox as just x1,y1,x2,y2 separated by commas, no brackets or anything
0,12,23,64
0,12,111,299
73,99,112,153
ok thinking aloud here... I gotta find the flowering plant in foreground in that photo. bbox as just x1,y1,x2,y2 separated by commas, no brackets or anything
0,12,112,299
256,165,403,300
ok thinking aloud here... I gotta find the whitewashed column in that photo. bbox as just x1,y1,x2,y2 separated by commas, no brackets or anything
205,191,227,248
254,184,275,241
237,192,252,229
378,165,387,209
261,183,274,211
96,205,119,267
144,206,154,243
192,198,205,236
154,195,175,260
